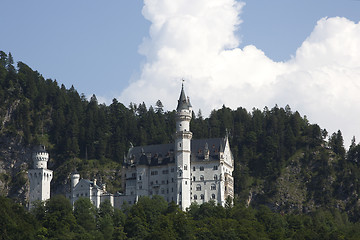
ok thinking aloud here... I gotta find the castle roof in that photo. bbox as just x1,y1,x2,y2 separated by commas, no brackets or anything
33,145,47,153
176,84,192,111
126,138,226,166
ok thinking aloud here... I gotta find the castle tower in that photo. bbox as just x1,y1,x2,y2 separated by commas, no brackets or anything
175,84,192,210
28,145,53,209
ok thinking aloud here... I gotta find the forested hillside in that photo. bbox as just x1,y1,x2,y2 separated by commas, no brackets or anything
2,51,360,223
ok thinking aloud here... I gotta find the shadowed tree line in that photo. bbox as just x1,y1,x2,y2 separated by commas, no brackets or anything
1,195,360,240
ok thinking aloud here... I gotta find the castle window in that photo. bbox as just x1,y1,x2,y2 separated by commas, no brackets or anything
211,184,216,190
193,166,196,171
200,175,204,181
194,194,197,200
132,173,136,178
172,178,174,182
200,166,204,171
171,168,175,172
162,180,165,184
196,184,201,191
193,176,196,181
214,174,218,180
184,164,187,170
213,165,218,170
151,171,158,176
212,194,216,199
185,181,187,185
161,189,165,194
179,143,182,148
139,175,142,180
200,194,204,200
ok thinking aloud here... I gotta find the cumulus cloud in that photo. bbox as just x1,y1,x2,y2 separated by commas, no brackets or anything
119,0,360,146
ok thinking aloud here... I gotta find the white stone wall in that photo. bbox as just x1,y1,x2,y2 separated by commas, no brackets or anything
28,168,53,209
122,154,233,209
71,179,92,205
190,161,222,205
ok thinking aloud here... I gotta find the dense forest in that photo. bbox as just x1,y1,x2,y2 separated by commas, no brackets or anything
2,195,360,240
2,51,360,238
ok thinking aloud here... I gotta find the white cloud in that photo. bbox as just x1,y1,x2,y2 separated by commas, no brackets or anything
120,1,360,146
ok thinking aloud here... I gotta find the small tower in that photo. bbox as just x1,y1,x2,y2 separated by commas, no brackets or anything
28,145,53,209
175,84,192,210
71,171,80,189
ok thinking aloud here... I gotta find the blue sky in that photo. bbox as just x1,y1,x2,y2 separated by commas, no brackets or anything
1,0,360,145
1,0,358,97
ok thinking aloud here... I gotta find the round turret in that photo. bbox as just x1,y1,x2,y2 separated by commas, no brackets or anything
71,172,80,189
32,145,49,169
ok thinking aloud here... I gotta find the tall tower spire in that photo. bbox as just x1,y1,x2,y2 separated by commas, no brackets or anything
175,84,192,210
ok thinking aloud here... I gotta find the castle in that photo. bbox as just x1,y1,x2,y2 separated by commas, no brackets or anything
118,85,234,210
29,85,234,211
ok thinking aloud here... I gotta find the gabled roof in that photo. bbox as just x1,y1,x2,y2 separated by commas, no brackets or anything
126,137,227,166
75,179,102,190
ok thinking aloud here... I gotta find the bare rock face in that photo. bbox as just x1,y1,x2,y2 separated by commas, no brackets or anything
0,134,32,204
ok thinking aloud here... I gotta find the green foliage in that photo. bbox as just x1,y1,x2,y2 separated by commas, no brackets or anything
3,195,360,239
0,196,38,239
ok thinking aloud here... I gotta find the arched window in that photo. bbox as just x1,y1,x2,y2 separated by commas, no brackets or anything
193,176,196,181
200,166,204,171
212,194,216,199
211,184,216,190
200,194,204,200
200,175,204,181
184,164,187,170
194,194,197,200
196,184,201,191
214,174,218,180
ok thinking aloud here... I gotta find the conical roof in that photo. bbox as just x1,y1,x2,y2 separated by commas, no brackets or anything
176,84,192,111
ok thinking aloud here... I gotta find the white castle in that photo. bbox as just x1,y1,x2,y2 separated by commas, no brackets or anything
118,85,234,210
30,85,234,211
68,171,113,208
28,145,53,209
